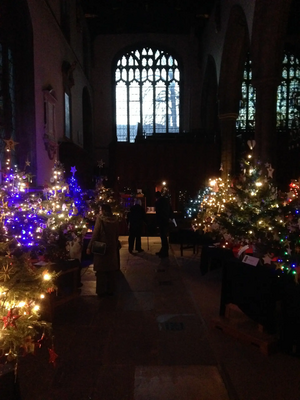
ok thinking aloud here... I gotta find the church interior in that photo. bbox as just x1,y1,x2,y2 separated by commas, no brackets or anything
1,0,300,399
2,0,300,208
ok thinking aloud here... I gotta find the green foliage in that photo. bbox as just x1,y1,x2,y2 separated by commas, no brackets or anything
0,240,57,354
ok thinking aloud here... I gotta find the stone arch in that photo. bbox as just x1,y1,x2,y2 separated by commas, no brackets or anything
218,4,250,177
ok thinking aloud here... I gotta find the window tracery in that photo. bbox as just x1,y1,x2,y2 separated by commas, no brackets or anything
236,54,256,142
115,46,180,142
277,52,300,149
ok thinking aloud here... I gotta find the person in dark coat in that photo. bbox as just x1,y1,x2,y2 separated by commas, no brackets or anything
86,204,120,297
127,198,147,254
155,191,173,258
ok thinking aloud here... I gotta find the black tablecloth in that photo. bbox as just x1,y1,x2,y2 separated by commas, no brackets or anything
220,258,282,333
200,245,234,275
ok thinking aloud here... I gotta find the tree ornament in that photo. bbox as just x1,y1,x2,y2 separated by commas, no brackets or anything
2,309,21,329
263,253,272,265
0,263,15,282
36,332,46,348
6,350,17,362
3,138,19,151
267,164,274,178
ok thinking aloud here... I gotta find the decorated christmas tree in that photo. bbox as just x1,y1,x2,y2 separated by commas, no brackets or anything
39,161,87,262
193,156,300,278
0,142,47,249
0,145,91,370
213,159,281,251
86,162,124,223
190,176,233,238
67,166,86,215
0,239,57,362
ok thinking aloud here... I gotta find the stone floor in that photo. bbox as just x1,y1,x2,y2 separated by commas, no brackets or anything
15,237,300,400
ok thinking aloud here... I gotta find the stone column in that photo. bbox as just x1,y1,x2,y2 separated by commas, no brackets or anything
252,78,279,166
219,113,239,179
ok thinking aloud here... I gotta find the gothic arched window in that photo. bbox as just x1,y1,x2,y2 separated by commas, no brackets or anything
277,52,300,148
236,54,256,141
115,46,181,142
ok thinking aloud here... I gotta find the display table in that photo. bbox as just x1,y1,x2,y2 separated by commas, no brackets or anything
200,245,234,275
280,278,300,354
219,258,282,333
42,259,81,321
203,251,300,355
208,258,281,354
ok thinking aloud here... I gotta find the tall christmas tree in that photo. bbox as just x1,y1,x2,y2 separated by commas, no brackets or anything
214,159,281,252
195,157,300,277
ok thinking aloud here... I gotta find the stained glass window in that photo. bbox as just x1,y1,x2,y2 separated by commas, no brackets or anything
236,54,256,140
115,47,180,142
277,53,300,148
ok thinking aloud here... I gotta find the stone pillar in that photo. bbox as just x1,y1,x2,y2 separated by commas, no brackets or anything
219,113,239,179
252,78,279,166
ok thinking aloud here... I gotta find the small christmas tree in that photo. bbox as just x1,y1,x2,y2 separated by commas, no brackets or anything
86,176,124,223
191,177,233,239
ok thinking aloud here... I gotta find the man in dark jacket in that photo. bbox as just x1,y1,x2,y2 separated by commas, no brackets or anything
155,191,173,258
127,198,147,254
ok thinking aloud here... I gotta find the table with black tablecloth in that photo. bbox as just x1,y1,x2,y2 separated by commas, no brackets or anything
220,258,283,334
200,245,234,275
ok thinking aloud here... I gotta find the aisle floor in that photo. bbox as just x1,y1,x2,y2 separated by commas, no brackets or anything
18,237,300,400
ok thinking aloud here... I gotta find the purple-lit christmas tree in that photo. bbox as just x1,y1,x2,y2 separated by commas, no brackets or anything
0,140,47,249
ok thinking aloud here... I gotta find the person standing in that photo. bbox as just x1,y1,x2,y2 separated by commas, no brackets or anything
86,204,120,297
155,191,173,258
127,198,147,254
